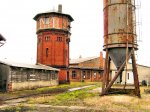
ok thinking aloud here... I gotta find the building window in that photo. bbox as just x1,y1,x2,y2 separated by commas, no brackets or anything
99,71,103,78
57,37,62,42
83,71,86,79
94,72,96,79
72,71,76,79
46,48,49,57
87,71,91,79
51,74,55,80
45,36,50,41
45,17,49,24
51,72,57,80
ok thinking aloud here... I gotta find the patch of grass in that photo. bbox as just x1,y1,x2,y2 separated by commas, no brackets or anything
140,86,150,94
26,85,150,111
27,95,55,104
0,104,36,112
3,84,150,112
27,86,98,106
52,87,97,105
0,82,101,100
84,94,150,112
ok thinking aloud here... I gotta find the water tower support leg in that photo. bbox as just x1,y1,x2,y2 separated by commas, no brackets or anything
101,60,125,96
106,58,111,87
102,49,109,93
101,52,132,96
131,50,141,98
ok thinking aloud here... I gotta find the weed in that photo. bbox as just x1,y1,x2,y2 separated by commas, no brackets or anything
0,104,36,112
0,82,100,101
27,86,98,106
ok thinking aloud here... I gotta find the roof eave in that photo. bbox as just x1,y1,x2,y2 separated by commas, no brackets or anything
33,12,74,21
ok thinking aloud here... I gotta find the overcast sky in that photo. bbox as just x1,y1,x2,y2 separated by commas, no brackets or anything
0,0,150,66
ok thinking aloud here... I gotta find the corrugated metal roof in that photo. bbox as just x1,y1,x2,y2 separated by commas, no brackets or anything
70,56,98,64
0,61,59,71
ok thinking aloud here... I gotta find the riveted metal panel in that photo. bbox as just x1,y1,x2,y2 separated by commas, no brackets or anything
103,0,137,67
103,0,137,49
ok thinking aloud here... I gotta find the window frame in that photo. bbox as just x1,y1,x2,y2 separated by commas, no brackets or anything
57,37,62,42
45,36,50,42
44,17,49,24
72,71,76,79
82,71,86,79
87,71,91,79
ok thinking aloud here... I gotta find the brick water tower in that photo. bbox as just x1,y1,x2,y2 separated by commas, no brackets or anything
34,5,74,83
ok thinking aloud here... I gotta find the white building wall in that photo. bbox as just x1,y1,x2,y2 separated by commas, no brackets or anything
110,61,150,85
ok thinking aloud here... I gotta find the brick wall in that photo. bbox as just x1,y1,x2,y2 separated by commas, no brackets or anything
37,31,69,67
69,69,103,82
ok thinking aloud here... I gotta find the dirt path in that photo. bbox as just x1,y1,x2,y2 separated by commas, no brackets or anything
21,104,101,112
0,85,98,111
0,103,101,112
68,85,94,91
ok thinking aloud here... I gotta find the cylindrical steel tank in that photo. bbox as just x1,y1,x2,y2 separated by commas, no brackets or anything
103,0,138,68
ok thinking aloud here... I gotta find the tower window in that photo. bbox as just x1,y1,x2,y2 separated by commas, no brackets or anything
46,48,49,57
44,17,49,24
57,37,62,42
45,36,50,41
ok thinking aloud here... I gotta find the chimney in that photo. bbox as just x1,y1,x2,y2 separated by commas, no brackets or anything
58,4,62,13
99,51,104,69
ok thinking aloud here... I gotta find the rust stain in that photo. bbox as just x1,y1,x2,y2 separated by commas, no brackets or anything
103,0,137,49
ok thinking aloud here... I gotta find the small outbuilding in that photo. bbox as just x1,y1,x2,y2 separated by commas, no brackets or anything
0,61,59,91
69,52,104,82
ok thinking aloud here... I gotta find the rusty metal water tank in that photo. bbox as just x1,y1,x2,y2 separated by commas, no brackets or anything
103,0,138,68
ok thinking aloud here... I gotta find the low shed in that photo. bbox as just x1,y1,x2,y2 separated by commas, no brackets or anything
0,61,59,91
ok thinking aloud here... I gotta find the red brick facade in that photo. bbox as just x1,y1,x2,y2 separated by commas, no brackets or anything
69,54,104,82
37,31,70,67
69,68,103,82
34,5,73,83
